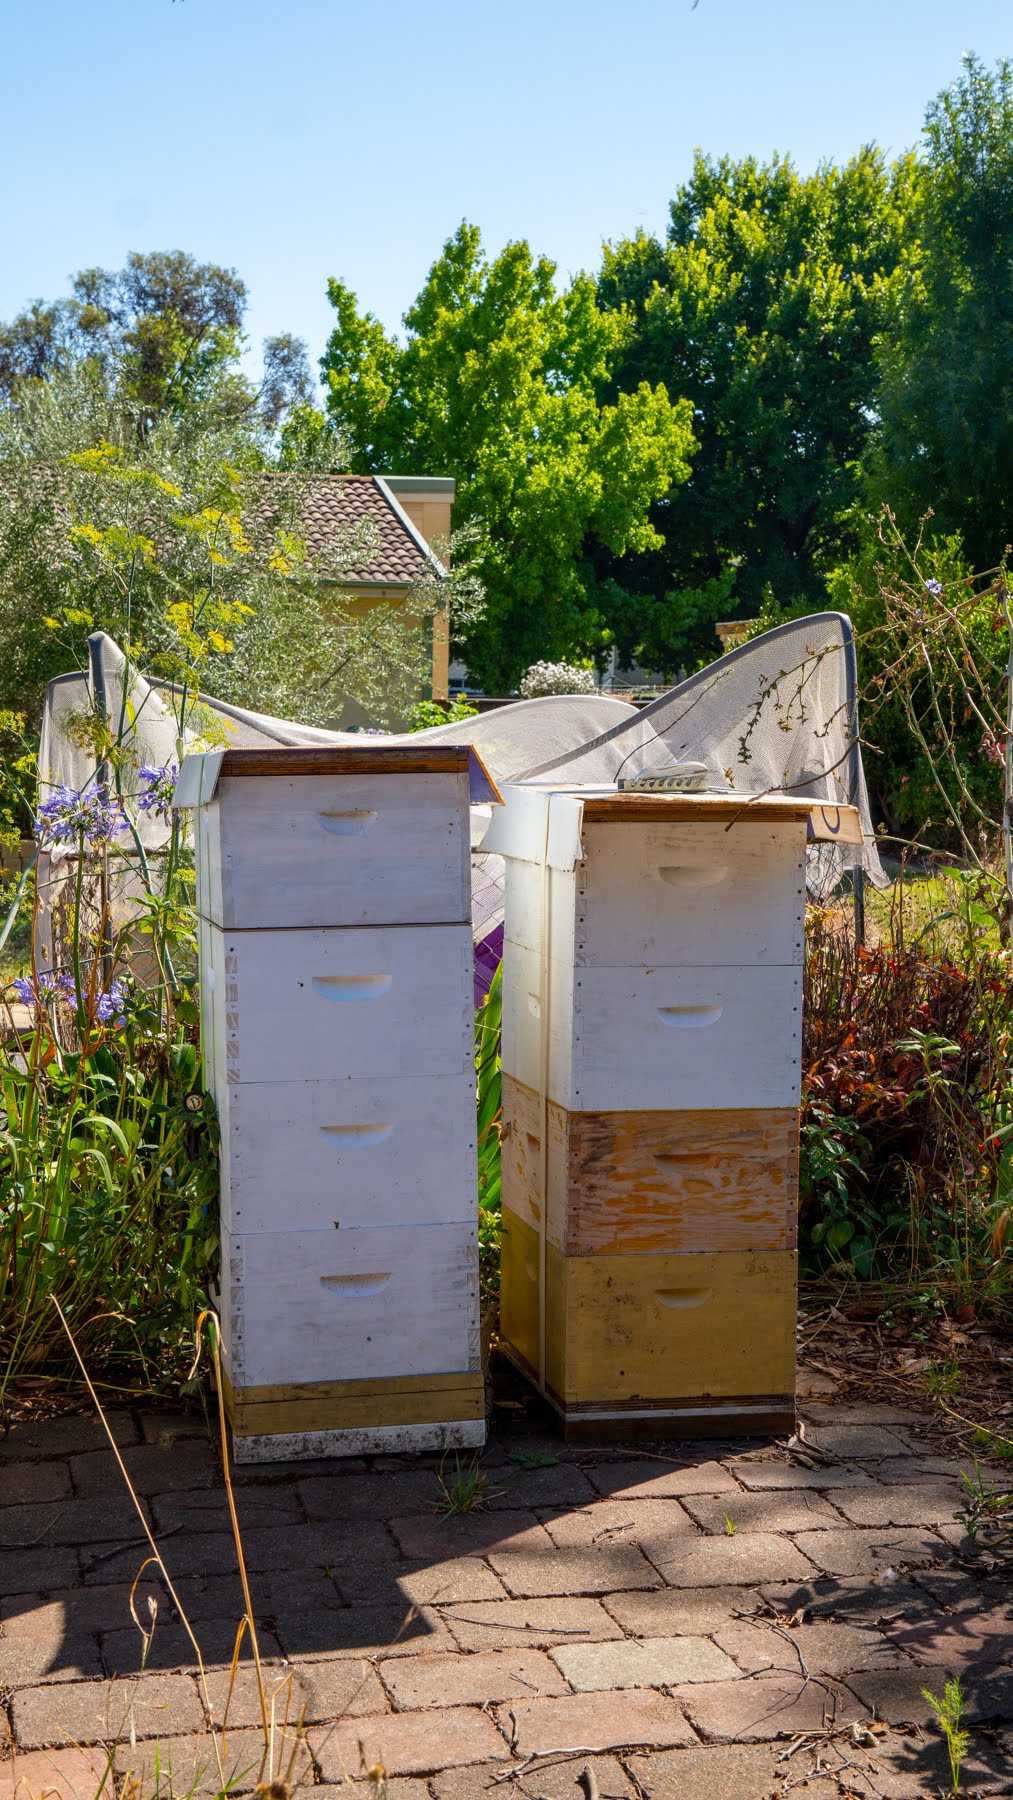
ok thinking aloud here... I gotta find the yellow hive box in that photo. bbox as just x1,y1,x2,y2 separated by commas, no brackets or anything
500,1208,797,1440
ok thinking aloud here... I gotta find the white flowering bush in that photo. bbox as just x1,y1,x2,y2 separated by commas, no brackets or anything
519,660,597,698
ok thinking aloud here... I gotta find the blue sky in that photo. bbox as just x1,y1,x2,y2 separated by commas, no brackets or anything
3,1,1011,387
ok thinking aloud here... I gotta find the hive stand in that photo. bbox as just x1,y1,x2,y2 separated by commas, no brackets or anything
174,745,500,1464
483,784,862,1442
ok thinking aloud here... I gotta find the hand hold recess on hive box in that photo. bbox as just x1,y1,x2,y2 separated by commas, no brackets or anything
319,1123,395,1146
316,809,377,835
655,1287,713,1308
319,1273,392,1296
657,864,728,887
312,973,392,1000
656,1004,723,1027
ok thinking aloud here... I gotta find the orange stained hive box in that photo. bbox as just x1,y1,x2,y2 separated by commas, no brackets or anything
482,782,862,1441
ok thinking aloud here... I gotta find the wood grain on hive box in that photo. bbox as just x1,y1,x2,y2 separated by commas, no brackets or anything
500,943,802,1111
200,922,474,1087
223,1368,485,1436
503,822,805,968
499,1208,796,1408
216,1074,477,1233
219,1222,481,1389
195,769,471,930
500,1075,798,1255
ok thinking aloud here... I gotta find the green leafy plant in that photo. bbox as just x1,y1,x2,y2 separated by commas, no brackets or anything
407,696,478,731
506,1448,559,1468
429,1454,496,1517
921,1676,971,1793
799,1102,875,1275
957,1458,1013,1544
475,960,503,1314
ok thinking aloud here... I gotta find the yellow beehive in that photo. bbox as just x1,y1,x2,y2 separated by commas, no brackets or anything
483,784,861,1441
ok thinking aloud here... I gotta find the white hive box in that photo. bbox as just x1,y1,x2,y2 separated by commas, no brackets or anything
483,782,862,1441
175,744,500,1463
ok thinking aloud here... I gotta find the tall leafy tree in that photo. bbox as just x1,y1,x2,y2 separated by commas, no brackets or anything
875,56,1013,570
595,149,914,668
0,251,313,434
319,223,695,690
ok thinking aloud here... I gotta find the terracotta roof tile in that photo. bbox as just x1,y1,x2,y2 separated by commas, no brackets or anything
253,473,435,586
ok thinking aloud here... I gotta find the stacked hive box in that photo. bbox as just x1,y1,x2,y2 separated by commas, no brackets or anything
175,744,498,1464
485,783,861,1441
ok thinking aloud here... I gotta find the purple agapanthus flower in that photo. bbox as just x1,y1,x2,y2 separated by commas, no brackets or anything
34,781,128,847
10,969,129,1029
138,763,179,823
94,979,129,1027
924,578,944,597
11,972,59,1015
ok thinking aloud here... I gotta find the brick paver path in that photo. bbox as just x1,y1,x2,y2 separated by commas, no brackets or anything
1,1373,1010,1798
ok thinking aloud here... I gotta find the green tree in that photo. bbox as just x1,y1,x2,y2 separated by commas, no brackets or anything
318,223,695,690
595,148,914,667
875,56,1013,570
0,360,457,730
0,251,313,435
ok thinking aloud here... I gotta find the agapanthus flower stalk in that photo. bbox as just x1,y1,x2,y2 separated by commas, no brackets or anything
137,762,180,823
34,780,129,848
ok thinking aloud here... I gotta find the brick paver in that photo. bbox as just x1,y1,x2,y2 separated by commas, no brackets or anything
585,1458,739,1498
680,1487,843,1533
430,1757,637,1798
1,1374,1010,1796
549,1634,740,1690
497,1688,697,1757
791,1525,946,1575
713,1616,905,1676
644,1529,818,1586
488,1543,663,1595
438,1596,624,1651
0,1745,113,1800
381,1647,568,1708
310,1704,511,1778
11,1673,204,1749
674,1670,867,1739
823,1480,964,1527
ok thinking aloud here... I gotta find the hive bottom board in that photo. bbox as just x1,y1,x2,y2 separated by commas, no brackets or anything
499,1209,797,1440
223,1369,486,1464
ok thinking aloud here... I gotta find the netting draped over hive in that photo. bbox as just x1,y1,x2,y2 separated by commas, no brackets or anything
36,614,884,978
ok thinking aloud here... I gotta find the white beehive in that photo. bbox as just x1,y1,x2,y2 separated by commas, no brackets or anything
174,744,499,1463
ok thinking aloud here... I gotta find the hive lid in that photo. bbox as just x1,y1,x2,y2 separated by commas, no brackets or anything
172,743,502,810
481,781,862,870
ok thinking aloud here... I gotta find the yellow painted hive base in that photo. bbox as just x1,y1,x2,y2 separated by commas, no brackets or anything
499,1208,797,1440
223,1369,486,1464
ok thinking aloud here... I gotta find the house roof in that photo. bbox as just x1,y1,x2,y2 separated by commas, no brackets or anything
255,473,441,587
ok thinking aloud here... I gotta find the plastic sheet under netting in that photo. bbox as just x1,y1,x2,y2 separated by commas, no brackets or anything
37,616,886,997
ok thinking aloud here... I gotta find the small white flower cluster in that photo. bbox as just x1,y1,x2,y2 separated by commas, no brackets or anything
519,660,597,698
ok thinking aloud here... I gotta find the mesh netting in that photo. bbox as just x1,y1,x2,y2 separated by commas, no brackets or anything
36,616,884,983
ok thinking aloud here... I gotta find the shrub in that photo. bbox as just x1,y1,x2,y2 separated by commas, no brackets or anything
518,660,597,698
800,901,1012,1306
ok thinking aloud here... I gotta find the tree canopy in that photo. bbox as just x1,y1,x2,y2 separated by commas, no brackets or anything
875,55,1013,571
319,224,695,690
0,250,314,435
593,147,915,668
